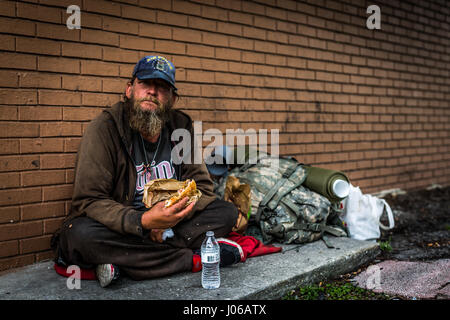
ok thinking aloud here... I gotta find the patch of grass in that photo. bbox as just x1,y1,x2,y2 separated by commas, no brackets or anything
378,237,393,252
282,281,392,300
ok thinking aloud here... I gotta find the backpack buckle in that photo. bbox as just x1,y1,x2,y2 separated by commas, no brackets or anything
306,223,322,232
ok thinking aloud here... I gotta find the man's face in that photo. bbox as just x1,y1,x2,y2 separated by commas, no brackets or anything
125,78,177,138
126,78,175,110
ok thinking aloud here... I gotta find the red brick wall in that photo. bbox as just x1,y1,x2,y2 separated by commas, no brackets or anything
0,0,449,271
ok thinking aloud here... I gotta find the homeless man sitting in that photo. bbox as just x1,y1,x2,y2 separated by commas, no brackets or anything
51,55,240,287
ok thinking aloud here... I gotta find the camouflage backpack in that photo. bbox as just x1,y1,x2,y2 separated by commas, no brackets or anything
216,154,347,246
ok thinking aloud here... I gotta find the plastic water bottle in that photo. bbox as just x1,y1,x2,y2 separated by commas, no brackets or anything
201,231,220,289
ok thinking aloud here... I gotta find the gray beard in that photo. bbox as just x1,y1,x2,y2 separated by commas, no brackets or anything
126,97,172,138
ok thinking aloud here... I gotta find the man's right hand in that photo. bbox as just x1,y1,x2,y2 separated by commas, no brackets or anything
141,197,195,230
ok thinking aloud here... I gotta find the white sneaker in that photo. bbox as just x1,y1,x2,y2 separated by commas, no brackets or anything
96,264,120,288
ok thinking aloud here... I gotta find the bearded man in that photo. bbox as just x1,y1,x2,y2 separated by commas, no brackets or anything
52,56,240,287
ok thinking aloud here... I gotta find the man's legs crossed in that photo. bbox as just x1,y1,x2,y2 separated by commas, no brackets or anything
55,198,238,281
56,216,193,280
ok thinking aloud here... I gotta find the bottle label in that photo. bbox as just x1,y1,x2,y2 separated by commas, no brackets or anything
201,252,219,263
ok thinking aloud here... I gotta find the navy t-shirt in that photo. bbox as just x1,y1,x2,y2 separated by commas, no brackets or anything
131,127,177,210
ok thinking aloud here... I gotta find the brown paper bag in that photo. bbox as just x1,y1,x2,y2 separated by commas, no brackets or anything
224,175,251,234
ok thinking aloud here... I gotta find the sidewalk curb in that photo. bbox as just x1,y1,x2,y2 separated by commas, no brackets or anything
0,237,379,300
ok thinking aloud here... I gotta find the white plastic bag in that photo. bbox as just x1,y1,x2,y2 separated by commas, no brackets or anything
341,184,395,241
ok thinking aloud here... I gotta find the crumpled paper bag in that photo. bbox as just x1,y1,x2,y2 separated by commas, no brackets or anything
142,178,202,209
224,176,251,234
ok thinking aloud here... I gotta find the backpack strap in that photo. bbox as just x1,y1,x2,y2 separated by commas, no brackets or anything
260,163,301,208
237,155,271,173
237,161,257,173
321,235,335,249
254,162,304,242
294,222,343,248
269,165,307,210
295,222,324,233
255,162,303,224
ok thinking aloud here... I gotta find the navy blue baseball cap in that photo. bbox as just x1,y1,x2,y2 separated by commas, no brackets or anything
132,55,177,91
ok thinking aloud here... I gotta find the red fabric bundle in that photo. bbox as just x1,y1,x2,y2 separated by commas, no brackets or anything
54,263,97,280
225,231,282,262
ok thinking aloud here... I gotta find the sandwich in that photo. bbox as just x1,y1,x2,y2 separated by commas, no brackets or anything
164,179,200,208
142,178,202,209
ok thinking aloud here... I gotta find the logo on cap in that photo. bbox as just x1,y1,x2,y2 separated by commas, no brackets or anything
133,55,177,90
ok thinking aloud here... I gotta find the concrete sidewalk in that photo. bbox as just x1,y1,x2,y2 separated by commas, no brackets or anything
0,237,379,300
352,259,450,299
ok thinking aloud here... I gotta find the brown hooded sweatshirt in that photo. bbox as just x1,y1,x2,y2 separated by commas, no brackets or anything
65,101,217,237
